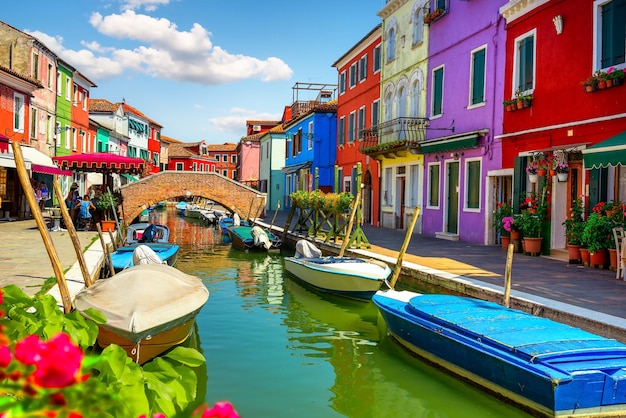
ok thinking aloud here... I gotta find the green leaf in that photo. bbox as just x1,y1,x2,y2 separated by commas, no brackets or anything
80,307,108,324
163,346,206,366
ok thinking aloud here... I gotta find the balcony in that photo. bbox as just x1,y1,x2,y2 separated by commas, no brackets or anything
359,117,428,159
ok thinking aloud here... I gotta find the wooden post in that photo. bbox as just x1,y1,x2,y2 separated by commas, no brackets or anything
97,223,115,277
108,230,117,250
282,205,296,241
52,180,92,287
389,207,421,289
10,142,73,312
269,201,281,231
339,187,362,258
503,243,514,308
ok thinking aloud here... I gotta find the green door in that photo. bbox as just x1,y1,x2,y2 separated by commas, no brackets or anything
447,162,459,234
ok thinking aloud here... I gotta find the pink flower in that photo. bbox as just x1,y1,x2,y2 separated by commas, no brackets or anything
15,333,84,388
0,345,11,368
198,402,240,418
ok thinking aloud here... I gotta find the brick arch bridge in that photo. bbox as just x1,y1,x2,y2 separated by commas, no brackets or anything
120,171,267,225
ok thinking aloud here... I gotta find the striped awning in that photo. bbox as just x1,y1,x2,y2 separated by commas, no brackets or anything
582,131,626,169
53,153,146,174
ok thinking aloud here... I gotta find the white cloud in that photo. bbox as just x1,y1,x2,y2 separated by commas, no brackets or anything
209,109,282,133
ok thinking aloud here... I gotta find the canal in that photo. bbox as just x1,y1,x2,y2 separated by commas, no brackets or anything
152,207,531,418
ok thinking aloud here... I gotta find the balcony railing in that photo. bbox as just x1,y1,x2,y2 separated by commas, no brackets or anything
359,117,428,157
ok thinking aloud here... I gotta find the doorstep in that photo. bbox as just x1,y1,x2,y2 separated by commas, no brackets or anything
435,232,459,241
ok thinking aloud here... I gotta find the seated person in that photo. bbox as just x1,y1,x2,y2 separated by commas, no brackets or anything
77,195,96,228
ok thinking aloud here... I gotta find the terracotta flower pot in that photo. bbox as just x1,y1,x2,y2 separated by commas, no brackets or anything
567,244,581,264
101,219,116,232
510,230,520,240
609,248,618,271
580,248,590,266
589,250,608,269
501,236,511,250
524,237,542,255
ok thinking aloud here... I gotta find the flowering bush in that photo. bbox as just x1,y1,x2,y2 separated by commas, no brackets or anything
502,216,516,233
0,285,227,418
492,202,513,237
582,212,613,253
562,198,585,246
555,163,569,173
607,67,625,80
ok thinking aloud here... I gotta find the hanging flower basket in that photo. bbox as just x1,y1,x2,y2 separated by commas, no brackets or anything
528,173,539,183
557,172,568,182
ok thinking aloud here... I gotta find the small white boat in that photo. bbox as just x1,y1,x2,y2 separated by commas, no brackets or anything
284,240,392,300
74,264,209,364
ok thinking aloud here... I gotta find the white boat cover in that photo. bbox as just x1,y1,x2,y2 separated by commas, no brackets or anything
74,264,209,341
132,245,164,266
295,240,322,259
233,212,241,226
251,225,271,250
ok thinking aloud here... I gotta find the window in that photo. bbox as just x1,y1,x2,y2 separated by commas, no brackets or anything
412,9,424,46
71,128,76,151
383,167,393,205
470,47,486,106
465,159,481,210
428,163,440,208
73,84,78,105
384,91,393,123
358,106,366,140
431,66,444,117
410,80,420,117
348,112,356,143
373,44,381,73
387,28,396,62
65,77,71,100
597,0,626,68
32,53,39,80
231,154,237,164
436,0,446,11
193,162,197,171
307,122,314,149
293,129,302,155
222,154,228,162
82,90,88,110
30,108,37,139
222,169,228,176
55,122,61,146
338,116,346,146
359,55,367,82
232,170,237,179
176,162,184,171
47,64,53,89
13,93,24,132
339,71,346,95
372,100,380,127
397,86,407,118
514,31,535,93
64,129,70,150
140,149,148,160
81,130,86,152
349,63,357,88
56,72,61,96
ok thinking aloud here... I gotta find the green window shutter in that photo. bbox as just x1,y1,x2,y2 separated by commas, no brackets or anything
588,168,608,214
601,0,626,67
467,161,480,209
518,37,534,91
436,0,446,10
433,68,443,116
429,164,440,206
512,157,525,213
471,49,485,105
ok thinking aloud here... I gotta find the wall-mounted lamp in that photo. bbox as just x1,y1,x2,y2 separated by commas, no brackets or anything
79,129,85,136
54,126,70,134
453,152,464,161
553,15,563,35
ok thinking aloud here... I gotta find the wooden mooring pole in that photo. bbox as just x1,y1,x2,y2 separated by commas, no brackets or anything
389,207,421,289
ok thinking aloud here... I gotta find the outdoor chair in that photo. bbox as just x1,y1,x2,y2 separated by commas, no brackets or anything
613,227,625,280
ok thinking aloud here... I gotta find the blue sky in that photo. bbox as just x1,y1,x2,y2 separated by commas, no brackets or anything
3,0,384,144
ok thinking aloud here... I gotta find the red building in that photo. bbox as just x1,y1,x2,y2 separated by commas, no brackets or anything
499,0,626,252
332,24,382,226
70,71,96,154
167,139,217,172
207,142,238,179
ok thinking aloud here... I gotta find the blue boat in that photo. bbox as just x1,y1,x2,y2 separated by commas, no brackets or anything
175,201,187,216
218,217,249,235
110,243,180,272
226,225,281,251
372,290,626,417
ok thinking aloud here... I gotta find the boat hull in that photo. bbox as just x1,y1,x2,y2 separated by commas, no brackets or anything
226,226,281,251
373,290,626,417
96,313,199,364
111,243,179,272
284,256,390,300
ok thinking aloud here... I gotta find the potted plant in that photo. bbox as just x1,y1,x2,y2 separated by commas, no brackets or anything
607,67,625,86
594,70,609,89
555,162,569,182
97,190,119,232
562,198,584,263
493,202,513,248
582,74,598,93
581,212,613,268
526,161,539,183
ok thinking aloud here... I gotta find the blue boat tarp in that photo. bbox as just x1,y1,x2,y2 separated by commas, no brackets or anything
407,295,626,365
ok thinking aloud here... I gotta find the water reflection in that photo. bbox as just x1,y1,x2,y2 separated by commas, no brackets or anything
148,206,531,418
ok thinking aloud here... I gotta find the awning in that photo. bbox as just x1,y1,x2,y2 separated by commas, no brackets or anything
420,130,487,154
121,173,139,182
281,161,312,174
53,153,146,174
20,146,72,176
582,131,626,169
0,153,27,169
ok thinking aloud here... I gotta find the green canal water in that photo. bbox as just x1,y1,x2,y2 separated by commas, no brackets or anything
153,208,531,418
